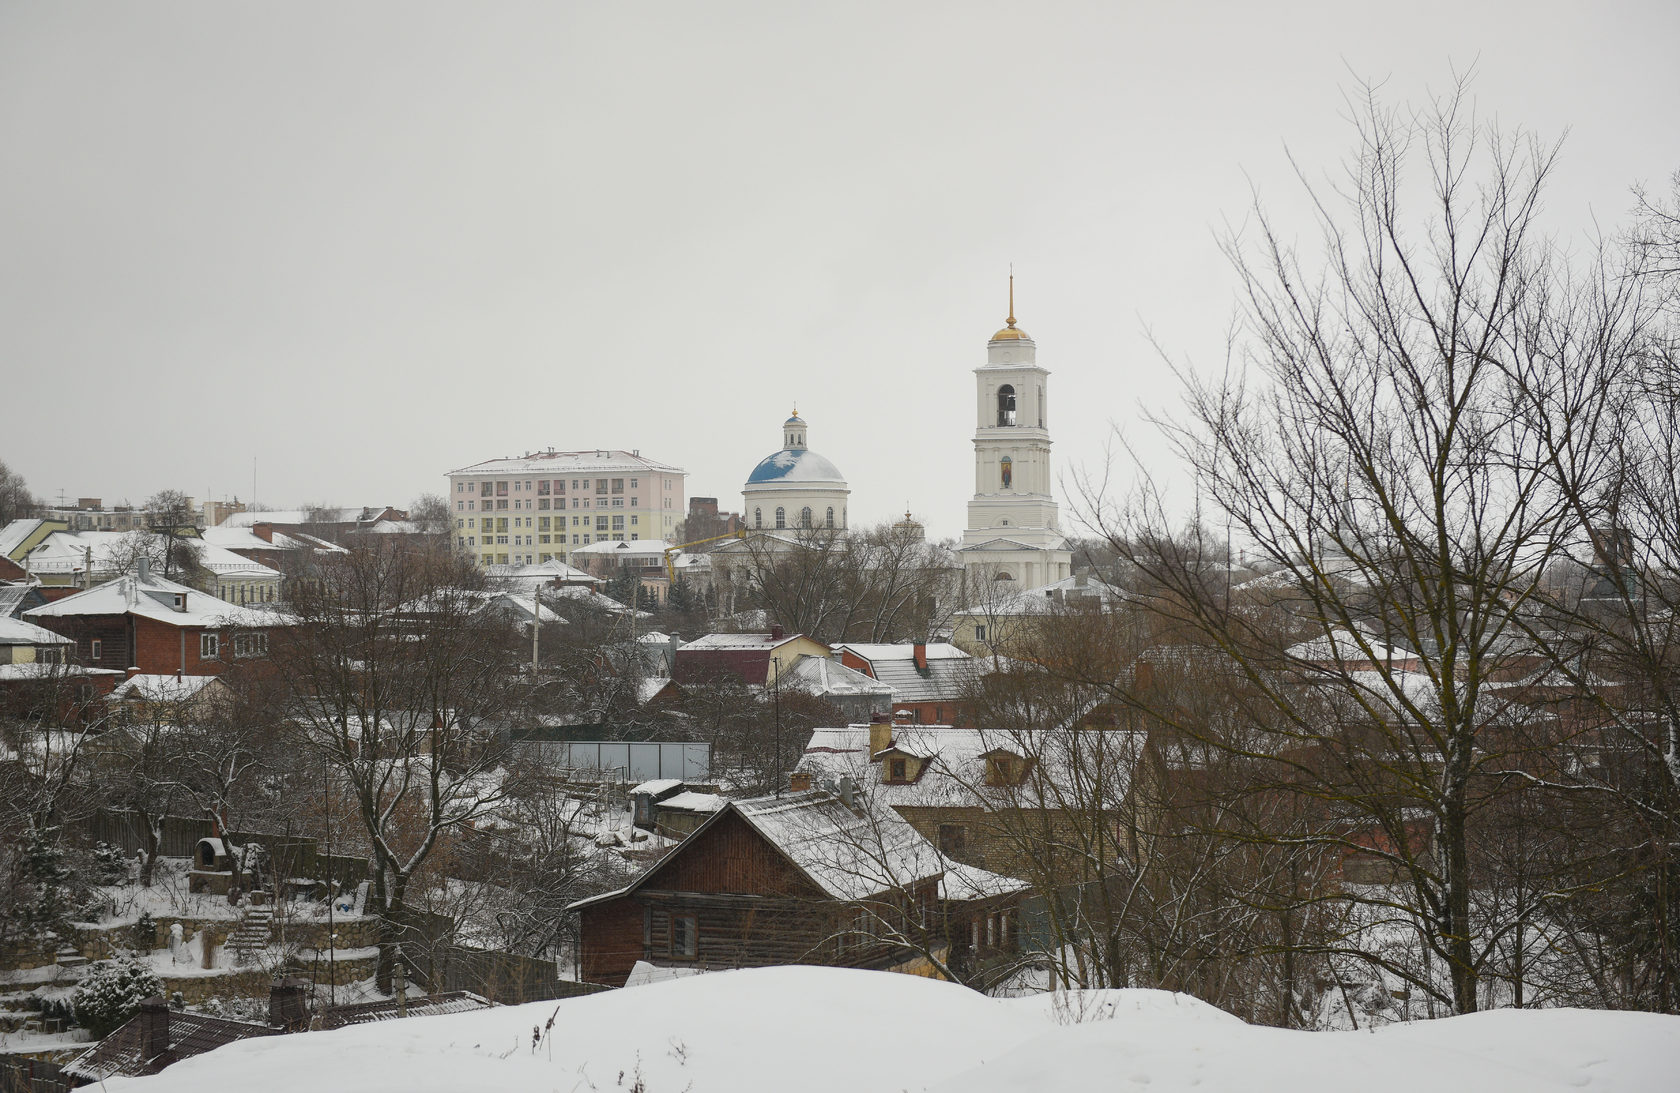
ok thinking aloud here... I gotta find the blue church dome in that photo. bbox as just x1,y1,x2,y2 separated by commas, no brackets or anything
746,447,845,485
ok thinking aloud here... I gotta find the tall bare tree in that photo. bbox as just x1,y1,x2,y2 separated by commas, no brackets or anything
1101,80,1652,1015
272,539,526,986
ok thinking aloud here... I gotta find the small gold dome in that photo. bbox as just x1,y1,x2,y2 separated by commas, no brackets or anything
990,325,1030,341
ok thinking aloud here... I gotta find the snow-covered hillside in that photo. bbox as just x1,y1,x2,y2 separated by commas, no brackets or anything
104,966,1679,1093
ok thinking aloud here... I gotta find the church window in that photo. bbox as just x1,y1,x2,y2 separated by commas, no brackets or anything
1038,385,1045,427
755,508,763,529
776,507,786,529
1001,456,1012,489
800,507,812,528
826,507,834,528
994,571,1014,582
997,384,1017,426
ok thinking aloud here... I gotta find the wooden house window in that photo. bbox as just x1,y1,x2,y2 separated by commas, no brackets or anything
669,915,698,959
887,757,908,783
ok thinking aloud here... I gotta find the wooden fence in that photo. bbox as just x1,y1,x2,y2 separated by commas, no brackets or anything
431,945,611,1005
0,1057,72,1093
73,810,369,887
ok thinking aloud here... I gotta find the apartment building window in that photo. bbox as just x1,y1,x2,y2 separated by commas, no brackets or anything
538,498,549,510
629,497,637,506
629,478,638,489
496,481,508,495
497,518,509,532
481,481,493,496
525,480,533,490
595,515,608,531
612,515,624,530
582,535,591,544
630,515,638,525
630,533,638,540
482,553,494,564
497,499,508,510
468,536,476,546
467,500,475,511
466,518,474,528
571,479,580,490
539,534,550,544
90,640,102,659
539,517,550,531
497,553,508,564
612,498,624,507
514,480,521,492
573,535,580,544
456,519,464,529
595,479,607,495
555,479,565,494
456,501,463,512
611,478,624,493
574,499,582,508
457,536,465,548
496,535,509,545
234,632,268,658
572,516,580,526
200,633,220,659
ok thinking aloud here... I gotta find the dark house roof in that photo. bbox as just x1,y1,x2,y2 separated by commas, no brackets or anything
65,1006,279,1082
319,991,493,1029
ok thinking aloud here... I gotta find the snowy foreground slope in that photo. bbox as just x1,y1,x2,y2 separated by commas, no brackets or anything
105,966,1678,1093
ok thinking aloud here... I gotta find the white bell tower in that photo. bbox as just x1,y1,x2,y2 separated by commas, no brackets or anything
958,277,1073,590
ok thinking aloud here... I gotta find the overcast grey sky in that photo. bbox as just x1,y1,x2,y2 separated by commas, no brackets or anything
3,2,1676,539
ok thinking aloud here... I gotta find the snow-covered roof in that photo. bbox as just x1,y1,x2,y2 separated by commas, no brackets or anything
801,724,1147,813
0,518,48,559
681,631,818,652
1285,628,1416,667
0,663,122,682
21,531,281,581
940,859,1029,901
110,673,221,703
630,778,684,797
745,447,847,487
487,559,599,584
449,449,685,476
0,615,72,645
732,791,943,901
26,571,279,627
0,584,39,618
834,642,976,703
391,588,565,625
570,539,675,557
660,790,728,813
781,654,895,698
220,507,398,528
200,526,307,552
543,585,647,617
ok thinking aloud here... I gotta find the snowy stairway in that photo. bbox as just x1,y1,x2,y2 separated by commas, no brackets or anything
226,906,275,963
54,946,88,968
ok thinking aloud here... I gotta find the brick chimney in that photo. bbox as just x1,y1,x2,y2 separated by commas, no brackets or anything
769,624,785,641
869,717,893,760
788,771,812,792
268,978,311,1032
138,995,169,1063
912,641,928,671
253,522,274,544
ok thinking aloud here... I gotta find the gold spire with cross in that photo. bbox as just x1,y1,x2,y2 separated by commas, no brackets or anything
991,268,1030,341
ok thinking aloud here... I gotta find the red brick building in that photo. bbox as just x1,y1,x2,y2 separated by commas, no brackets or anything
26,560,282,677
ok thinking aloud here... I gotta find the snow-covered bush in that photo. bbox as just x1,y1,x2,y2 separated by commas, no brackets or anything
92,842,130,884
73,955,163,1038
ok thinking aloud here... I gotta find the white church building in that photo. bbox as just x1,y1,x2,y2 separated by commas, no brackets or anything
741,410,849,533
957,284,1073,590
